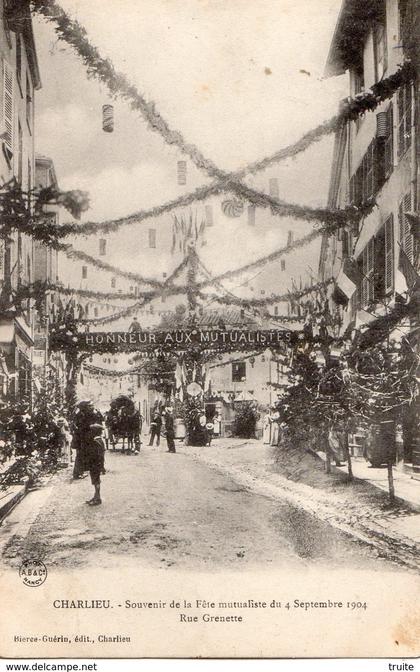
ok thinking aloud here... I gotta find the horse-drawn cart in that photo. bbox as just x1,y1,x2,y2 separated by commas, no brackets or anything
106,395,142,453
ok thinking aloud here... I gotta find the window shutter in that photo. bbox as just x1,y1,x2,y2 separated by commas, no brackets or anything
362,239,375,305
148,228,156,248
398,83,412,157
384,214,394,294
403,193,413,262
399,193,413,263
362,248,368,306
384,104,393,176
3,60,13,152
205,204,213,227
269,178,279,198
247,205,255,226
342,231,349,258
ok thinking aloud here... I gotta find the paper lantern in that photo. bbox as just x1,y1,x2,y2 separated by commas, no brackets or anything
221,198,244,218
102,104,114,133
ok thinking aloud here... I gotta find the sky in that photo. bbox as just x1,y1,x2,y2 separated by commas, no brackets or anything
32,0,348,289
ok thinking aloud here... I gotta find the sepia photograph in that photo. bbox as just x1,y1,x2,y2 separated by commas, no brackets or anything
0,0,419,661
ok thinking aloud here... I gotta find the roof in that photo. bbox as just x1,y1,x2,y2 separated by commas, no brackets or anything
7,1,41,89
325,0,384,77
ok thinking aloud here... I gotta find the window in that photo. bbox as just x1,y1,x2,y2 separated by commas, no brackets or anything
3,60,14,157
373,20,387,81
281,259,286,271
287,230,294,245
399,0,408,45
352,62,364,96
384,215,394,295
99,239,106,255
274,306,279,316
17,121,22,184
362,141,375,201
232,362,246,382
399,193,413,263
205,204,213,227
342,230,350,258
397,82,412,158
361,238,375,306
350,139,378,205
25,72,32,130
269,178,279,198
16,33,22,90
177,160,187,185
27,158,31,209
94,306,98,317
111,277,116,288
357,216,394,307
383,104,394,178
247,205,256,226
82,266,87,279
148,228,156,248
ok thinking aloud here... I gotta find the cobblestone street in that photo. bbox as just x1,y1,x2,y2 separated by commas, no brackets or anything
0,444,406,573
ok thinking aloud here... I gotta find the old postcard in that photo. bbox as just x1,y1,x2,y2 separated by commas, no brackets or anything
0,0,419,660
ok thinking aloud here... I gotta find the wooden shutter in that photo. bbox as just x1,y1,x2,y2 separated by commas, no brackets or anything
384,214,394,294
247,205,255,226
269,178,279,198
384,104,393,176
399,193,413,262
398,83,412,157
205,204,213,227
362,238,375,306
3,60,13,153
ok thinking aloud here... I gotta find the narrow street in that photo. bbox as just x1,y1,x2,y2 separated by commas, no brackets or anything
0,444,402,573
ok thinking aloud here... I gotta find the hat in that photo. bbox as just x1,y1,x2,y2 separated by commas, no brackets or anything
77,399,92,407
90,423,103,431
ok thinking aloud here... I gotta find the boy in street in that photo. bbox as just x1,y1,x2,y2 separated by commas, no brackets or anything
85,423,106,506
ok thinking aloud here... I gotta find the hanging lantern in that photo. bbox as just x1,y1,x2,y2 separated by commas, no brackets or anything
221,198,244,218
102,104,114,133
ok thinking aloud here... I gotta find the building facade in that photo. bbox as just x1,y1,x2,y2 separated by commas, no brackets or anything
0,0,41,402
319,0,419,470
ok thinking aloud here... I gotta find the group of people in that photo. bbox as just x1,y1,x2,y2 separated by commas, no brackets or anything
149,406,176,453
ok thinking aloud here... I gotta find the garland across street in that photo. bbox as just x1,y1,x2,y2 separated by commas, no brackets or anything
51,328,297,355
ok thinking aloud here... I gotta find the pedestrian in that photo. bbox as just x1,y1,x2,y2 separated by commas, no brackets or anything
205,419,214,446
149,411,162,446
85,423,106,506
71,400,103,479
213,411,221,437
56,417,71,467
262,409,271,444
164,407,176,453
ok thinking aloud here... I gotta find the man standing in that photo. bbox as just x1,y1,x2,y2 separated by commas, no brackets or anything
71,400,103,479
148,411,162,447
164,407,176,453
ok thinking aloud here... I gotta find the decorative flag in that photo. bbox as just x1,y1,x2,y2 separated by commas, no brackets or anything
398,243,419,289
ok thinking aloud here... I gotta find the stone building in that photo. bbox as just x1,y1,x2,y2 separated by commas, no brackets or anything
0,0,41,401
319,0,419,471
